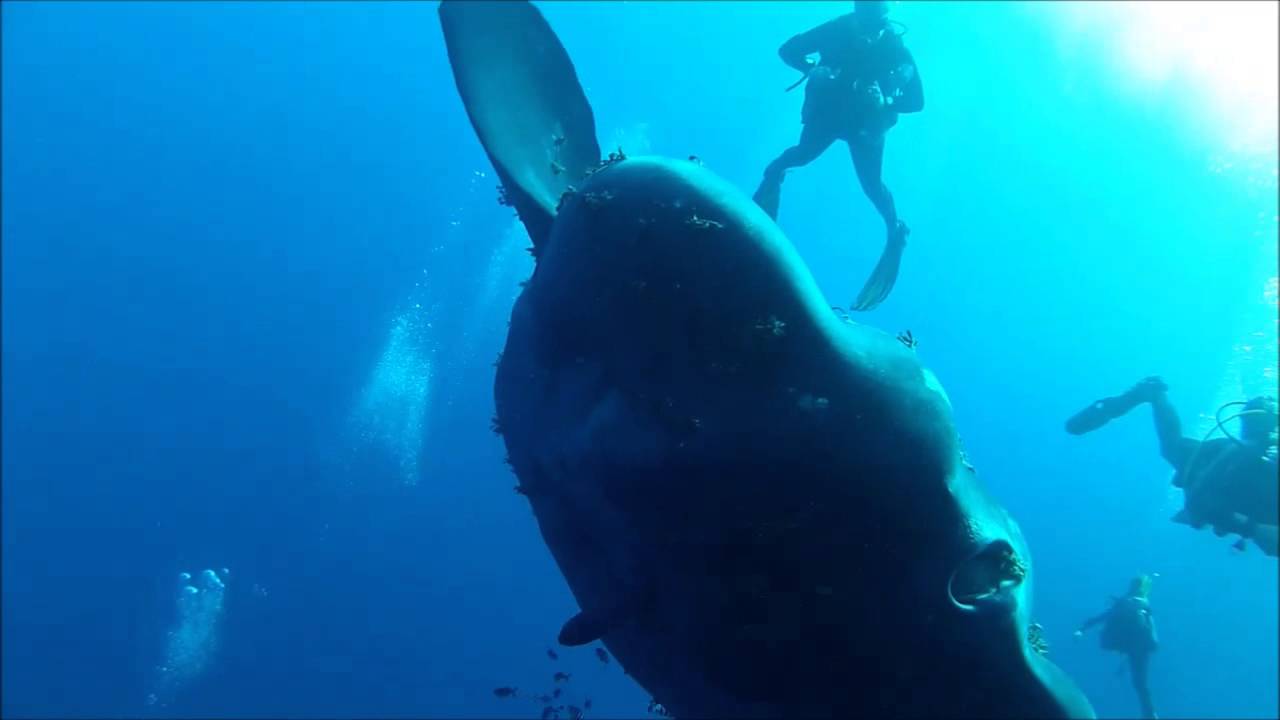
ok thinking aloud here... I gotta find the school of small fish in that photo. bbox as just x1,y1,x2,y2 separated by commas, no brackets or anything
491,643,671,718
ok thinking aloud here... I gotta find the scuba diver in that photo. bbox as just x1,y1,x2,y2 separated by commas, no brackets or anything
1065,377,1279,557
752,0,924,312
1074,574,1160,719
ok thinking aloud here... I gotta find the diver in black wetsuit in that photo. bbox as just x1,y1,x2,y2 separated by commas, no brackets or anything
1066,377,1279,557
1074,575,1160,719
753,0,924,312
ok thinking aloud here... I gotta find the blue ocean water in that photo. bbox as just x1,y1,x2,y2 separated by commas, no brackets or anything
2,1,1276,718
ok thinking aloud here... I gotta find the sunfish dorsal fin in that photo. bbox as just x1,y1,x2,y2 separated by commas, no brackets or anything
438,0,601,253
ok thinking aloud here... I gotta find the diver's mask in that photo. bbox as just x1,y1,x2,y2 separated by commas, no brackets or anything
853,0,891,21
853,0,891,40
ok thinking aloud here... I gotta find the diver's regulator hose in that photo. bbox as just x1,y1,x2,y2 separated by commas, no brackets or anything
1179,403,1278,491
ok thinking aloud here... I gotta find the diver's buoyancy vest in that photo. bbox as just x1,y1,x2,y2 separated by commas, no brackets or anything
801,21,908,132
1101,597,1157,654
1177,440,1279,526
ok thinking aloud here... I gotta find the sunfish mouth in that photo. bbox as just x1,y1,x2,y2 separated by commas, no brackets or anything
948,539,1027,610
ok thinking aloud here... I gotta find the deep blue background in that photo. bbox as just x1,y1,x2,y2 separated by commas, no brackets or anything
3,2,1276,718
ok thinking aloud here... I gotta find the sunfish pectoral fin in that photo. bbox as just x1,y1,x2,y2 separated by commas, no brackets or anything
558,585,655,646
438,0,601,252
558,608,612,647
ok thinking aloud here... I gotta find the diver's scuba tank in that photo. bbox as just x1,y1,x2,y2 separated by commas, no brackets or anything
1178,399,1280,486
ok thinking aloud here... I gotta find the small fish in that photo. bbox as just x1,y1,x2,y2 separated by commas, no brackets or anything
566,705,583,720
584,698,592,710
553,688,562,699
534,694,553,704
553,671,571,683
594,647,610,664
493,686,518,698
546,648,559,661
540,707,558,720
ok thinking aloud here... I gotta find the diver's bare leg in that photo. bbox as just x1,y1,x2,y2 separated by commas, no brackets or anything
1150,389,1193,470
753,124,837,220
1128,652,1158,719
849,133,908,312
849,133,900,235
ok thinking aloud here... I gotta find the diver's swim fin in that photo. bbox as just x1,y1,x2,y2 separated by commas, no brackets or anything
851,222,909,312
1064,392,1144,435
752,177,782,221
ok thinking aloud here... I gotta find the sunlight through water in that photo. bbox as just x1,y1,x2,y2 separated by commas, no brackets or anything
1054,1,1279,156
